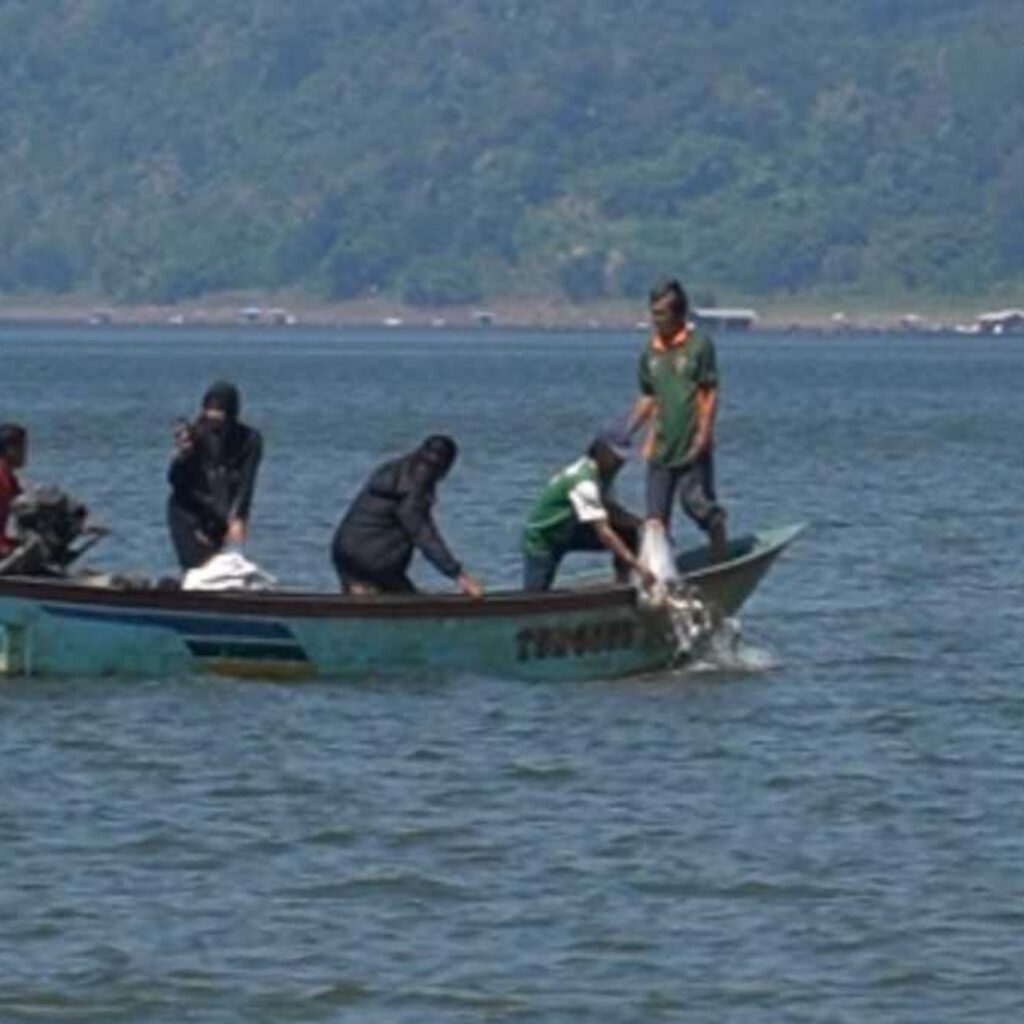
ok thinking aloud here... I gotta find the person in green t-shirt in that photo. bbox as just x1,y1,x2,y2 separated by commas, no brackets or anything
521,434,656,592
627,279,727,561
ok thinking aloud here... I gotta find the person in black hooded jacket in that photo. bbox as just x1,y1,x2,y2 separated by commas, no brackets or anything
167,381,263,570
332,435,482,596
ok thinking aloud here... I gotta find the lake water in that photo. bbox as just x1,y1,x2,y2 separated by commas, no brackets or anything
1,324,1022,1022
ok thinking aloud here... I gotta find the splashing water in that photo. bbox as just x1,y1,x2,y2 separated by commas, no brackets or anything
688,616,779,674
654,584,778,674
661,584,715,655
635,523,777,675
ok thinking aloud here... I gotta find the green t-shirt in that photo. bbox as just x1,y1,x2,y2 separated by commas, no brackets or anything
638,328,719,467
522,456,608,556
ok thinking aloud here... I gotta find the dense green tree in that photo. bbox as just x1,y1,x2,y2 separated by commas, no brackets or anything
0,0,1021,304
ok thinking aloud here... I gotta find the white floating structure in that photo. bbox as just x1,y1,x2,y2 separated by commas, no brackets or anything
692,307,758,331
976,309,1024,335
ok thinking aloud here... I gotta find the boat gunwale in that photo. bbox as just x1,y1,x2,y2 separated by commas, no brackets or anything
0,575,639,619
0,524,804,622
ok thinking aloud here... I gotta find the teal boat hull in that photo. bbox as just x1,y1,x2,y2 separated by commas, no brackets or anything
0,525,802,682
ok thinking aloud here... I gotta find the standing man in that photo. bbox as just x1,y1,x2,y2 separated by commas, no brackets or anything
0,424,27,558
628,279,727,561
167,381,263,570
522,434,656,592
332,435,483,597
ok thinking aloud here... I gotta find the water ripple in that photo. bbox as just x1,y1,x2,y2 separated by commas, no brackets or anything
1,329,1023,1021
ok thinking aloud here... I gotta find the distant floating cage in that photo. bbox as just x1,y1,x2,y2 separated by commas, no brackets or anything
692,308,758,331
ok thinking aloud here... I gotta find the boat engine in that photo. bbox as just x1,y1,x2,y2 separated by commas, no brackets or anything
0,485,98,577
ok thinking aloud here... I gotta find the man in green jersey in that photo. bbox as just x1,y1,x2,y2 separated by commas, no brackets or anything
627,279,727,561
522,435,656,592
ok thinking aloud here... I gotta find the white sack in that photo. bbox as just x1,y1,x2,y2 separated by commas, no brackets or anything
182,551,277,591
631,522,679,605
638,523,678,584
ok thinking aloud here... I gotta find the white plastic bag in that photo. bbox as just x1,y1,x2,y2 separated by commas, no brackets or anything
633,522,678,605
182,550,277,591
639,522,678,582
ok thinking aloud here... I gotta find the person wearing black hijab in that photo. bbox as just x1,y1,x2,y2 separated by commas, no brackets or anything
332,435,483,596
167,381,263,570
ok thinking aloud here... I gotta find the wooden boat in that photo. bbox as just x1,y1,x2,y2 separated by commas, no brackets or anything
0,524,803,682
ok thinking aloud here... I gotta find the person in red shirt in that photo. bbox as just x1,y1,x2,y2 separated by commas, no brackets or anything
0,423,27,558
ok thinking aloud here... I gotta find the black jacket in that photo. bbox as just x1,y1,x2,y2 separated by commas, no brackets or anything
168,421,263,533
333,454,461,581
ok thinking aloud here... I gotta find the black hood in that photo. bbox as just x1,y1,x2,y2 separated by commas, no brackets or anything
202,381,241,422
415,435,457,475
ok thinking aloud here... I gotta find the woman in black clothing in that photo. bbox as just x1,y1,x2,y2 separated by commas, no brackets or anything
167,381,263,570
332,435,482,597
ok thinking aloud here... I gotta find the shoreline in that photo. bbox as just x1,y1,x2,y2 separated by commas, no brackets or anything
0,292,1017,335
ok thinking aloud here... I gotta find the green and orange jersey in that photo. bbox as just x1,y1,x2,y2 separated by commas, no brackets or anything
638,325,719,468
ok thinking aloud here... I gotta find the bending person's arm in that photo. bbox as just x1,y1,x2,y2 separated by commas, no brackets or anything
395,490,481,596
570,479,655,589
594,521,654,588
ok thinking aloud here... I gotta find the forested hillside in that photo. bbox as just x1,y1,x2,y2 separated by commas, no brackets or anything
0,0,1022,305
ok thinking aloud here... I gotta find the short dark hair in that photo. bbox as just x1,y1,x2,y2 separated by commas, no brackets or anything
0,423,26,457
649,278,689,318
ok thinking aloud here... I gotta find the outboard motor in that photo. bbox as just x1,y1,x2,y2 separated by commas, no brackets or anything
0,486,101,577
